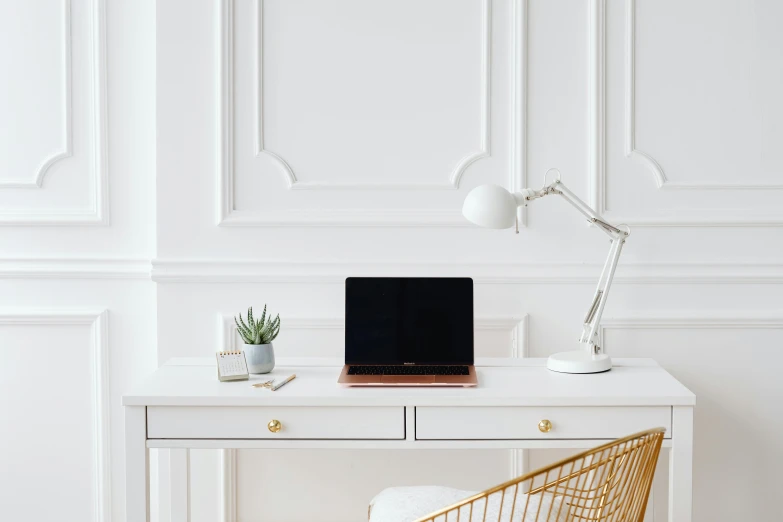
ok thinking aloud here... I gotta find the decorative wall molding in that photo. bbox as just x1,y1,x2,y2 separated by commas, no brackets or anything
0,0,73,189
624,0,783,193
253,0,492,191
587,0,606,219
0,0,109,225
510,0,528,226
600,311,783,353
602,313,783,331
0,258,151,279
217,0,525,226
601,308,783,519
0,309,110,522
216,0,234,226
588,0,783,226
621,0,665,193
220,449,237,522
169,449,191,522
218,208,469,227
21,258,781,285
151,259,783,284
219,314,528,355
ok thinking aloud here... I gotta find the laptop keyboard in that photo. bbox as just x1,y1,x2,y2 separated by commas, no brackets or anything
347,365,471,376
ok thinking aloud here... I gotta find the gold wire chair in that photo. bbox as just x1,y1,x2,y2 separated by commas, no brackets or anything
372,428,665,522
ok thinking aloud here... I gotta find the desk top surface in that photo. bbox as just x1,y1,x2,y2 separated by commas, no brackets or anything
123,357,695,407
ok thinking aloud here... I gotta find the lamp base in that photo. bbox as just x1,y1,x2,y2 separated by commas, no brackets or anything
547,351,612,374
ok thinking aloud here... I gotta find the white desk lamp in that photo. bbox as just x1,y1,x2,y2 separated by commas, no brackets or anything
462,169,630,374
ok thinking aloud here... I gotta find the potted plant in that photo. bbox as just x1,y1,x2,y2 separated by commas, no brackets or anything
235,305,281,374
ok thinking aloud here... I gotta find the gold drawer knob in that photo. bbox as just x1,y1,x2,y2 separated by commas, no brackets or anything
268,419,282,433
538,419,552,433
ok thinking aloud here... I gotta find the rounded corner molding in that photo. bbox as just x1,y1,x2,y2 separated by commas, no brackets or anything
449,149,491,190
256,147,297,189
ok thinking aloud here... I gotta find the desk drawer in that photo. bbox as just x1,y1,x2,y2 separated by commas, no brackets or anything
416,406,671,440
147,406,405,439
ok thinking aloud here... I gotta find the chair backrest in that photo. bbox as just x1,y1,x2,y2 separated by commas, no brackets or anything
414,428,665,522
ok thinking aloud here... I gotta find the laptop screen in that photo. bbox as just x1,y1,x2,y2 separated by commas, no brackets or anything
345,277,474,365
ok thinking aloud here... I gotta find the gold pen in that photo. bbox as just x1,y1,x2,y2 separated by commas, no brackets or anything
271,373,296,391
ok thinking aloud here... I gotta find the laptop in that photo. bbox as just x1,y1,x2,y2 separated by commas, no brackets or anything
337,277,478,387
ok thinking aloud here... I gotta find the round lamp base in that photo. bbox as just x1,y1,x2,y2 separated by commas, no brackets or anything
547,351,612,374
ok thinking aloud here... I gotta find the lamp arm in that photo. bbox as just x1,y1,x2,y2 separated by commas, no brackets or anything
579,233,625,354
550,182,624,238
524,180,621,237
522,179,629,356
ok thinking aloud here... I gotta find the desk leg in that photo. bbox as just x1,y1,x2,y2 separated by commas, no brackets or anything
668,406,694,522
126,406,149,522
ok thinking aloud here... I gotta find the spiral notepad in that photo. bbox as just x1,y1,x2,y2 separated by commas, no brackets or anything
216,351,249,382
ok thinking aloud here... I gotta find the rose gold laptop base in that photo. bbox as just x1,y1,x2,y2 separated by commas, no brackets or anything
337,365,478,387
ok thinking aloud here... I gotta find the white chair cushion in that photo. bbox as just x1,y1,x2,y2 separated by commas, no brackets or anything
369,485,569,522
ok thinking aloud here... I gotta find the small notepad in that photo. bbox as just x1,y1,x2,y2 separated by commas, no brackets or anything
216,351,249,382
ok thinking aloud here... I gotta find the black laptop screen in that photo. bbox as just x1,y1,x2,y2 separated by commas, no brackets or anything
345,277,474,365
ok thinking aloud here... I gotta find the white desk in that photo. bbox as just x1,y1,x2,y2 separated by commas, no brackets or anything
123,357,695,522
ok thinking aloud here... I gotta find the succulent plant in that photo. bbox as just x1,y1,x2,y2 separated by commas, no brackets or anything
235,305,280,345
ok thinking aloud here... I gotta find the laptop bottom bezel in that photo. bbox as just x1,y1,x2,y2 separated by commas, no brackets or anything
337,364,477,387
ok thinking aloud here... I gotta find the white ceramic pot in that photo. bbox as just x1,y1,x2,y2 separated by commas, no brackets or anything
244,343,275,374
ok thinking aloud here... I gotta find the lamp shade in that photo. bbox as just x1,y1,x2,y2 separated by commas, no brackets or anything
462,184,518,229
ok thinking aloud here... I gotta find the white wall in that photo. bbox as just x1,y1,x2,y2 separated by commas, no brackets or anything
3,0,783,521
0,2,157,522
